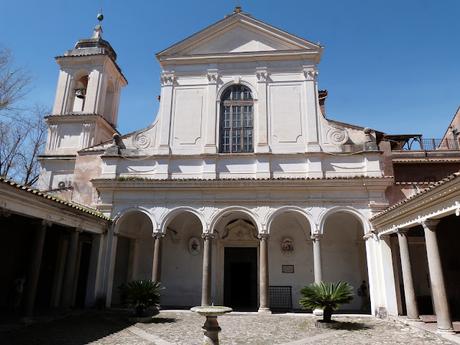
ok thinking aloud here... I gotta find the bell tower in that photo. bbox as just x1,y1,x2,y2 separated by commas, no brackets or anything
45,14,127,155
39,14,127,191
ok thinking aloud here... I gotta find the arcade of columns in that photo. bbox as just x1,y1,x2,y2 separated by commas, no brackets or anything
378,219,454,333
148,228,326,312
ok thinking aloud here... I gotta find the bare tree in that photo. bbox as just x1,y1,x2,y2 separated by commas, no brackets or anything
17,106,48,185
0,48,47,186
0,48,30,113
0,116,25,178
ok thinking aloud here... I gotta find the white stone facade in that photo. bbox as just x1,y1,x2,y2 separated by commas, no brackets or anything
38,9,400,316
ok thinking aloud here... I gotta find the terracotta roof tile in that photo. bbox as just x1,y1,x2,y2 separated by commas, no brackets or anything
0,177,110,220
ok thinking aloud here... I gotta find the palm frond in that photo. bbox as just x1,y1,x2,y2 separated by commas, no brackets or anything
299,281,354,311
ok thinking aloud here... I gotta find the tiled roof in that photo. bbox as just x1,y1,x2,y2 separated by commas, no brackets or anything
371,172,460,220
0,177,110,220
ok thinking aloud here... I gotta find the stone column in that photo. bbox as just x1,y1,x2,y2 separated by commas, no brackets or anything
201,233,214,306
397,229,420,320
61,229,80,308
105,233,118,308
24,221,48,317
152,232,164,283
258,233,270,313
311,234,323,284
422,220,454,333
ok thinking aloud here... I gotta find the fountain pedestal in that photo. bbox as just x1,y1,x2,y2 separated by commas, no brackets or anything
191,306,232,345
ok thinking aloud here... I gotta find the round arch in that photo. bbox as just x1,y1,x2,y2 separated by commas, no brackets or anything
318,206,370,235
216,80,258,101
112,206,157,235
209,206,261,234
160,207,206,234
266,206,314,235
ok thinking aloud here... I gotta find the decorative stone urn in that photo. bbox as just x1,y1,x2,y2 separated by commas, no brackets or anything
191,306,232,345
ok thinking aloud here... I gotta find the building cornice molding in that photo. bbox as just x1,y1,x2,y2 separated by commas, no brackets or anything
92,176,393,192
45,113,119,135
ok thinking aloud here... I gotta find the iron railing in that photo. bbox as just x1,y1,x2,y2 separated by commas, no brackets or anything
398,138,459,151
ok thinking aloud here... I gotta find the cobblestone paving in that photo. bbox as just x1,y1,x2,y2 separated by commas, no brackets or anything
136,312,456,345
0,310,457,345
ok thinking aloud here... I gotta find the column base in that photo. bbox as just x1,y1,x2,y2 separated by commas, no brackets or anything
257,307,271,314
436,328,455,335
407,317,423,322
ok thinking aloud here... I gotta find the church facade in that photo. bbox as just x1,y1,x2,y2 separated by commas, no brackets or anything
37,8,415,317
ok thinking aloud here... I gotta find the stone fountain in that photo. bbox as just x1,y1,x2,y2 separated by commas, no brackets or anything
191,305,232,345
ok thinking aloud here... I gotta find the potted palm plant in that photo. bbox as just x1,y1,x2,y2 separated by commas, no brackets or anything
299,281,353,325
119,280,162,322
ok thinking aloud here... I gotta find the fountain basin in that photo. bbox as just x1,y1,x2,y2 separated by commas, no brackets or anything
191,306,232,345
191,306,232,317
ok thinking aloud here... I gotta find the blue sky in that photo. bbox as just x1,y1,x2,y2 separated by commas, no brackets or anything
1,0,459,137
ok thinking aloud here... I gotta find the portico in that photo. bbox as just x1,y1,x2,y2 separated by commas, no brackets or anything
371,173,460,333
99,176,389,313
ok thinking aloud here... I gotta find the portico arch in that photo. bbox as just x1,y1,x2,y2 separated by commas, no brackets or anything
110,208,156,305
160,208,205,307
267,207,314,310
266,206,314,234
113,207,157,235
318,206,370,235
160,207,206,234
320,207,370,313
210,206,261,234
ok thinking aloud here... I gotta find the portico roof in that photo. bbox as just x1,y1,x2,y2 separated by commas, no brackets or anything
370,172,460,235
0,177,110,232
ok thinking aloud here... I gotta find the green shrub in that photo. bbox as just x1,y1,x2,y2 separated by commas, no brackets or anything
119,280,162,317
299,281,354,322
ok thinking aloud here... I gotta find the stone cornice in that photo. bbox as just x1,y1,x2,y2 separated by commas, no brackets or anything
92,176,393,192
45,113,119,135
160,50,320,66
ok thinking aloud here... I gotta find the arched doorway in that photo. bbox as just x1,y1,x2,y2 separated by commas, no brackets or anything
213,210,259,311
322,210,370,313
160,210,204,308
268,209,313,311
111,210,154,305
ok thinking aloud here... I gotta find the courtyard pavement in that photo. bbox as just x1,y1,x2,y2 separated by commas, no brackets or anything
0,310,458,345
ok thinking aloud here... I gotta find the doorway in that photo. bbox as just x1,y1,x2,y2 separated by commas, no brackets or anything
224,247,257,311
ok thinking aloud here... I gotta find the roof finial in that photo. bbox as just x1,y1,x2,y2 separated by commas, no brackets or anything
234,5,242,13
92,12,104,39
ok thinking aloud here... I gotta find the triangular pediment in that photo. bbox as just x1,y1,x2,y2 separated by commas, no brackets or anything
185,23,302,55
157,11,322,61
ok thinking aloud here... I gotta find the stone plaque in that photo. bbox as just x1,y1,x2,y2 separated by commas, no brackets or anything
282,265,294,273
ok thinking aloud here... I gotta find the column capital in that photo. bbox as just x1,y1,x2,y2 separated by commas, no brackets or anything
421,219,441,231
206,69,220,85
160,72,176,86
152,232,165,240
258,232,269,240
396,228,410,235
202,232,215,240
256,67,270,83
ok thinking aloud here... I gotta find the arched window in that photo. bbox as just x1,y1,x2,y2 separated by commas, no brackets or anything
219,85,254,153
71,75,88,112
